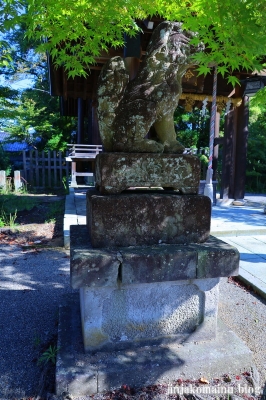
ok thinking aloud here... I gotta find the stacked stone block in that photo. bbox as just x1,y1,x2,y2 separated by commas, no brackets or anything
70,153,239,352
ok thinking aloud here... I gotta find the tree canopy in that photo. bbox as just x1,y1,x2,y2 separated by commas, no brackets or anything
0,20,76,151
1,0,266,82
1,82,76,151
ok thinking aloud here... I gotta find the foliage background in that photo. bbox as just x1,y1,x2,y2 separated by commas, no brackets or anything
246,94,266,193
0,26,76,153
2,0,266,82
1,0,266,192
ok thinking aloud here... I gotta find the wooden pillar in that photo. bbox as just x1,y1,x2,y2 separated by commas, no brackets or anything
14,170,22,191
87,100,93,144
0,170,6,189
213,109,220,181
233,96,249,200
220,109,236,199
77,98,85,180
124,57,140,81
71,161,77,186
124,33,141,80
92,102,101,145
77,97,84,144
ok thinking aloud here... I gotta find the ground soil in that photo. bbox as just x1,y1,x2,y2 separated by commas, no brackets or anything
0,195,65,248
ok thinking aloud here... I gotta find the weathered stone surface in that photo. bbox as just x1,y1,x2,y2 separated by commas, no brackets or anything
197,239,240,279
95,152,201,194
119,245,198,284
87,191,211,247
70,226,239,289
97,21,203,153
70,227,239,352
79,278,219,352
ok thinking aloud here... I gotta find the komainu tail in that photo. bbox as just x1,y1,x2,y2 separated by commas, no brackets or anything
97,56,129,151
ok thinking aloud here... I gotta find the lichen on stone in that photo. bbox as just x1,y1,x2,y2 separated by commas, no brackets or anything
97,21,204,153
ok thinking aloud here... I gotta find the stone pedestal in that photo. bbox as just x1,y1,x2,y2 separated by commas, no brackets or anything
87,191,211,247
71,227,239,289
95,153,200,194
68,152,242,395
71,226,239,352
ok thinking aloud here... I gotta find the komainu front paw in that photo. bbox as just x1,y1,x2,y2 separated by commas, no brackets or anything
163,141,185,154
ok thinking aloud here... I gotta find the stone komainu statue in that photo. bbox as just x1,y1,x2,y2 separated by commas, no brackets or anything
97,21,203,153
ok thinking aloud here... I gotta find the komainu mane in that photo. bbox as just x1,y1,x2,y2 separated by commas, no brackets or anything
97,21,203,153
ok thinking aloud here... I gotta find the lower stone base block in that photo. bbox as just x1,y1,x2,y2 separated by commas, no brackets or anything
56,297,254,398
80,278,219,352
70,226,239,289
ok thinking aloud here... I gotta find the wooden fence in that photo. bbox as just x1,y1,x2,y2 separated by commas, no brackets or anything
20,147,211,190
22,150,70,188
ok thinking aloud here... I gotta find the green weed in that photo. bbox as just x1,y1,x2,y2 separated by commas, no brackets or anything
62,176,69,195
45,200,65,223
33,333,42,348
0,195,18,227
38,345,59,365
0,208,17,227
0,194,37,215
0,177,13,194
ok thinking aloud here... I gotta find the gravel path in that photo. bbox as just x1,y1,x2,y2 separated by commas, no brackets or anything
0,244,76,399
219,277,266,387
0,244,265,399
